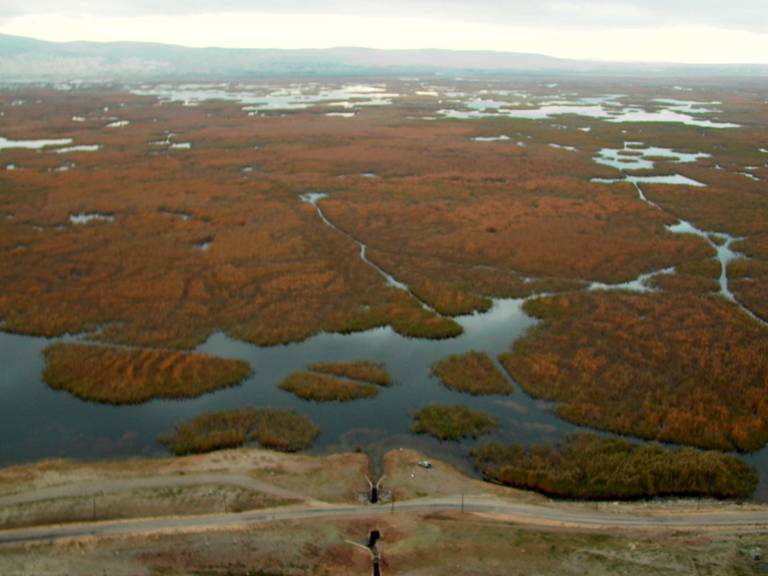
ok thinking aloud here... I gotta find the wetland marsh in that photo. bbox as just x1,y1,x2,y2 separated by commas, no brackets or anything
2,77,767,501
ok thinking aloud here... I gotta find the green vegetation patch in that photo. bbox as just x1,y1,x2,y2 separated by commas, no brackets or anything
43,343,251,405
159,407,319,455
308,360,391,386
432,351,513,396
412,404,498,441
280,371,378,402
472,434,758,500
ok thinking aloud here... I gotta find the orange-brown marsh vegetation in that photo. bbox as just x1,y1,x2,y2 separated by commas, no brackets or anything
0,84,725,352
43,343,251,404
501,292,768,452
279,371,378,402
0,89,466,349
472,433,758,500
159,407,319,455
431,351,513,396
4,81,768,479
309,360,391,386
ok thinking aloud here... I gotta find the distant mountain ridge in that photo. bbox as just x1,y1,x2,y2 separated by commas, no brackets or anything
0,33,765,81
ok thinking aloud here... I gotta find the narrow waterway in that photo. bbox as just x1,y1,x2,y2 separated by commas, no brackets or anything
592,149,766,326
666,219,766,326
300,192,433,310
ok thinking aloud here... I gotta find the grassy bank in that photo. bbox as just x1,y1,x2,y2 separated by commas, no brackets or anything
43,343,251,404
472,434,758,500
412,405,498,441
432,351,513,396
159,408,319,455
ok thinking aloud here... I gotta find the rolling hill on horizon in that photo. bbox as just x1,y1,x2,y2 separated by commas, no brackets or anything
1,32,766,81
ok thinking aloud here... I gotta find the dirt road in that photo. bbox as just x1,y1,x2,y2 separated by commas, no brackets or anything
1,493,766,546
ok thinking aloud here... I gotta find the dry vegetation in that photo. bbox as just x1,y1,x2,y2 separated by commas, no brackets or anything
4,81,768,481
43,342,251,404
0,83,733,352
309,360,391,385
158,407,319,455
280,371,378,402
432,350,513,395
411,404,498,441
472,433,758,500
501,292,768,452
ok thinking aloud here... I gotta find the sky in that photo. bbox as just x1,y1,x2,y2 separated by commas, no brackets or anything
0,1,767,63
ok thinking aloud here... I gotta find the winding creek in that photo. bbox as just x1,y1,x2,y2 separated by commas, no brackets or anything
590,141,766,328
300,192,433,311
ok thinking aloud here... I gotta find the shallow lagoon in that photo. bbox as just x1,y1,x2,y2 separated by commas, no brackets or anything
2,290,767,500
0,299,567,466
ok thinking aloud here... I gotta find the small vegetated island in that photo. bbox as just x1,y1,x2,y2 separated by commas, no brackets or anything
501,292,768,452
309,360,391,386
412,404,498,441
472,434,758,500
280,360,391,402
432,351,513,395
159,407,320,455
43,343,251,404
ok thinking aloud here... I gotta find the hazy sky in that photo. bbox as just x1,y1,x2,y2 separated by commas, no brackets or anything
1,1,767,63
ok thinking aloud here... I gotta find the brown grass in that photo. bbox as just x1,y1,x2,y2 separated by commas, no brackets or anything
472,433,758,500
158,407,319,455
501,292,768,452
432,351,513,396
279,371,378,402
43,343,251,404
309,360,391,385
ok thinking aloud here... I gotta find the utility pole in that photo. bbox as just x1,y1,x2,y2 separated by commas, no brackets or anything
461,493,464,514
